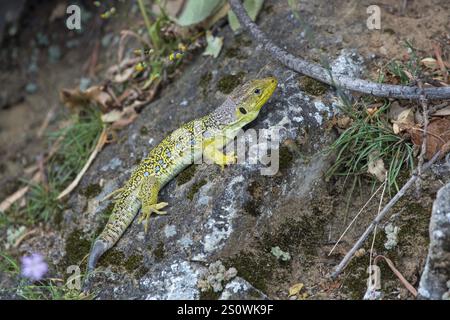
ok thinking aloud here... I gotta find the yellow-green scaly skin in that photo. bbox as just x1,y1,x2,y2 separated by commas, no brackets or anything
87,77,278,271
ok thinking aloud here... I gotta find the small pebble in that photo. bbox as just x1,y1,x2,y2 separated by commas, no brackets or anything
25,83,38,94
48,45,61,62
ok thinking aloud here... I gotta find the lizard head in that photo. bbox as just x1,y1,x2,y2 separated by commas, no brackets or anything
232,76,278,123
212,76,278,128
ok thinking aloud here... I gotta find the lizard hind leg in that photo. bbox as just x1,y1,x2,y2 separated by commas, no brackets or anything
136,173,168,233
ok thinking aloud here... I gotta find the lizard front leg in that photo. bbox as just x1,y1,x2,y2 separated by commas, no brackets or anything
202,136,236,170
136,173,168,233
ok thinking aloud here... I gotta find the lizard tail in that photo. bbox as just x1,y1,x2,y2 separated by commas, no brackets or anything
87,239,107,272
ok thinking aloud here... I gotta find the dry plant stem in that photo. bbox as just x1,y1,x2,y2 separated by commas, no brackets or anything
416,82,429,190
228,0,450,100
331,151,441,279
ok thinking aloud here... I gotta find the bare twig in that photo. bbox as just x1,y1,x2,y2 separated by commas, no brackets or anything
374,255,418,297
331,151,442,279
0,172,41,212
416,81,429,191
228,0,450,100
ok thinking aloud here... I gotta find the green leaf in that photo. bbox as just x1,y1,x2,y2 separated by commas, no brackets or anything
175,0,224,26
228,0,265,32
202,31,223,58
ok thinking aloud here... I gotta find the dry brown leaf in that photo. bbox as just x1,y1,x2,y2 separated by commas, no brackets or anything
410,118,450,160
367,152,387,182
288,283,304,297
113,66,135,83
60,85,112,112
392,108,415,134
102,106,138,129
421,57,438,70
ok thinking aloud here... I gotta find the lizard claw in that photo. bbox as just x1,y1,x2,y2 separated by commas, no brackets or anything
138,202,169,233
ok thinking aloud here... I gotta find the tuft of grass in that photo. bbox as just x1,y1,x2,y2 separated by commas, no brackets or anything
326,101,414,194
17,107,103,224
47,108,104,190
0,252,92,300
24,183,62,223
387,40,422,85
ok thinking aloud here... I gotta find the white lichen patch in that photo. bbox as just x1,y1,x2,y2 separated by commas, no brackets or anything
271,246,291,261
201,175,244,254
331,49,364,78
197,260,237,293
177,235,193,249
384,223,400,250
100,157,123,172
142,260,201,300
164,224,177,238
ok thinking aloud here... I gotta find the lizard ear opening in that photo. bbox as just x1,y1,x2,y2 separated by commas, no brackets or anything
239,107,247,114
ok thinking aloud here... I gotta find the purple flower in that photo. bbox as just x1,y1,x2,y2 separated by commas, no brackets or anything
21,253,48,281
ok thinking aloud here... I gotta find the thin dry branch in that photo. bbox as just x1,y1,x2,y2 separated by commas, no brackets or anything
228,0,450,100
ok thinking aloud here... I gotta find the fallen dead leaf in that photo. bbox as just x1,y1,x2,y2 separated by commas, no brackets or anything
367,152,387,182
410,118,450,160
113,65,136,83
421,57,438,70
288,283,304,297
102,106,139,129
60,85,113,112
392,108,415,134
337,116,352,129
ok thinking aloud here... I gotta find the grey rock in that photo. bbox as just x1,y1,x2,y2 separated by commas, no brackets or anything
418,183,450,300
57,1,366,300
219,277,268,300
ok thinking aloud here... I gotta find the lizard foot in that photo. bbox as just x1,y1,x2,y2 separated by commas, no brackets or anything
138,202,169,233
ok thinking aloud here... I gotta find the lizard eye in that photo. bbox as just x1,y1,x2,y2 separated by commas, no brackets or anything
254,88,261,95
239,107,247,114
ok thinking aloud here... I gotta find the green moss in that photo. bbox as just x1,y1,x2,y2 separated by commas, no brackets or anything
81,183,102,198
234,34,252,47
262,208,331,258
298,76,329,96
199,288,221,300
53,210,64,228
396,200,430,245
199,72,212,96
278,145,295,171
243,181,264,216
98,249,125,267
217,72,245,94
97,248,145,275
153,241,165,262
124,254,144,272
61,229,91,272
383,28,396,35
225,252,276,292
176,165,197,186
140,126,149,135
135,266,149,279
224,47,247,60
187,179,207,201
